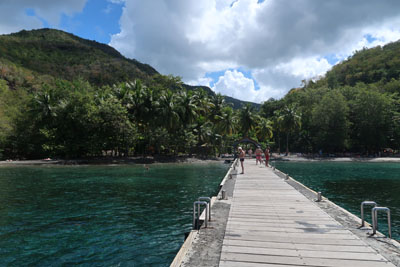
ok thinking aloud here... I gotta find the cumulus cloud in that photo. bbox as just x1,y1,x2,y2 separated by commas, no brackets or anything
109,0,400,101
0,0,87,34
251,57,333,101
211,69,278,103
212,70,255,101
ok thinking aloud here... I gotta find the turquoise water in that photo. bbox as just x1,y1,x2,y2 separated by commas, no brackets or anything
0,163,229,266
274,161,400,240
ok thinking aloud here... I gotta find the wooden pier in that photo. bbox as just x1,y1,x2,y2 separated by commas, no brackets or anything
219,161,396,267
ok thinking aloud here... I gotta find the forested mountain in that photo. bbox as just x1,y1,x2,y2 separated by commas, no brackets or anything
261,40,400,155
326,42,400,88
0,28,256,108
0,29,154,89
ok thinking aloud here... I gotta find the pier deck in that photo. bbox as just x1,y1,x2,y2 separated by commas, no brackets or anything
219,161,395,267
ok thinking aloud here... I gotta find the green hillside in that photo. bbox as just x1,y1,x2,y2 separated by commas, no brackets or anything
325,41,400,88
0,28,156,86
261,40,400,154
0,28,257,109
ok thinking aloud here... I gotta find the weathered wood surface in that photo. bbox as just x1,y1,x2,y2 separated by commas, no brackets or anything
219,161,395,267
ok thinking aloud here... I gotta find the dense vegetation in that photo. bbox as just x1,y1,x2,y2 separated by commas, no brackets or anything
262,42,400,155
1,28,400,159
0,77,271,159
0,29,261,159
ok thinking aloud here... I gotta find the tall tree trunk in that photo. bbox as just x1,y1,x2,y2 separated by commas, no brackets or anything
286,132,289,155
278,133,281,154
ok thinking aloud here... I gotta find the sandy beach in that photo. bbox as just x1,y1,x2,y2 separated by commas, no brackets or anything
3,154,400,166
0,156,227,166
272,154,400,163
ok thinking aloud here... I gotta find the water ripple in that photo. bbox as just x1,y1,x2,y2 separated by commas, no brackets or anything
0,163,228,266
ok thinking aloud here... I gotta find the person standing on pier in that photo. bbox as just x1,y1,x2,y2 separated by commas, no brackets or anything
264,146,270,167
238,147,245,174
248,148,253,159
255,146,262,165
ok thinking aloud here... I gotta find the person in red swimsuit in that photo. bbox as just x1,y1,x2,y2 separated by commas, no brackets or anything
255,146,262,165
264,146,270,167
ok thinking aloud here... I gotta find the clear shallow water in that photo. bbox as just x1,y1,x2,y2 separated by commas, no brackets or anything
0,163,229,266
274,161,400,240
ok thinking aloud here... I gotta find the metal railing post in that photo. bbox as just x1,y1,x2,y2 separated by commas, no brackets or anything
371,207,391,238
198,197,211,221
316,192,322,202
360,201,377,227
193,201,208,230
221,190,226,200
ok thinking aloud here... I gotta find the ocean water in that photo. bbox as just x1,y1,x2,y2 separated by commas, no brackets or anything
0,163,229,266
274,161,400,240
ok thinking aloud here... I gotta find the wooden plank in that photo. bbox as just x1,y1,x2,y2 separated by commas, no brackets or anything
220,261,304,267
223,239,376,253
226,221,345,229
222,245,385,261
226,216,337,223
225,229,359,239
224,234,366,246
225,225,351,234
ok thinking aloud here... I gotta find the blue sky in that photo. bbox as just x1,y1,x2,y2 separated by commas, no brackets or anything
2,0,400,102
59,0,123,44
25,0,123,44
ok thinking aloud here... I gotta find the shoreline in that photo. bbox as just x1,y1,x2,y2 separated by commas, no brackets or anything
3,154,400,166
272,154,400,163
0,156,229,166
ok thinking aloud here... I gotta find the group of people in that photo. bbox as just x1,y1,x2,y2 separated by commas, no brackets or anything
237,146,270,174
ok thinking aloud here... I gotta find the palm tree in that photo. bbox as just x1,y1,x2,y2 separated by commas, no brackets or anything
239,104,257,137
192,90,212,117
214,106,238,154
209,93,225,122
176,90,198,126
127,80,157,127
113,82,132,107
215,106,237,136
272,110,283,153
198,121,214,145
157,90,180,133
279,104,301,155
255,117,273,143
34,85,59,121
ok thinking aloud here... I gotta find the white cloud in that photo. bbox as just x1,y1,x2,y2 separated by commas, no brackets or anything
110,0,400,101
211,69,285,103
187,76,213,87
276,57,332,79
0,0,87,34
212,70,257,102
